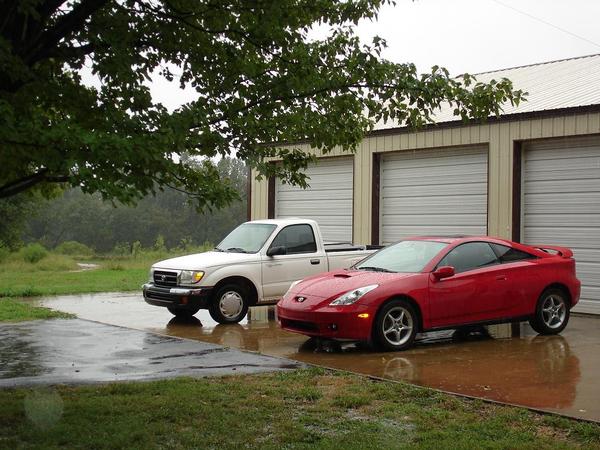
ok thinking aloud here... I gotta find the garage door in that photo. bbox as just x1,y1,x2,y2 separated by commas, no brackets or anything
380,146,488,244
523,136,600,315
275,157,353,243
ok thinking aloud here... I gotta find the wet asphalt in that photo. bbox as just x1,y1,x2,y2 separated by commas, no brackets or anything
0,318,301,388
9,292,600,422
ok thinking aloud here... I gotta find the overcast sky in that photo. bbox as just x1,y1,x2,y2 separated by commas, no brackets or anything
147,0,600,110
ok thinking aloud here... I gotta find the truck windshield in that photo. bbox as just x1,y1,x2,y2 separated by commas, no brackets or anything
355,240,448,273
216,223,277,254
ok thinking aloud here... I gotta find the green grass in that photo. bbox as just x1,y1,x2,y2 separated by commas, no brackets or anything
0,298,74,322
0,369,598,449
0,247,211,297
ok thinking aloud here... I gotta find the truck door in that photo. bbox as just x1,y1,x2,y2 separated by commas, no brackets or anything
261,224,326,300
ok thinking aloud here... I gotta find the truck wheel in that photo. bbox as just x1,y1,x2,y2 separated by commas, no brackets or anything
167,306,201,318
209,284,249,324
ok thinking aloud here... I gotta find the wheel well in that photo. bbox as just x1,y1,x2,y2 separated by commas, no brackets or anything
542,283,572,306
212,276,259,306
376,295,424,333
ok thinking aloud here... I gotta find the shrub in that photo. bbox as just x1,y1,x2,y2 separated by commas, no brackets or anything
154,235,166,252
21,243,48,263
55,241,94,257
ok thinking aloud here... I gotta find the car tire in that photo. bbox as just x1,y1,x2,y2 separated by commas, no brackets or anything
167,306,201,318
372,300,418,351
528,288,570,335
209,284,249,324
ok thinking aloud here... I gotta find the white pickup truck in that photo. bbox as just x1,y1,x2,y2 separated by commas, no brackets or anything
143,218,379,324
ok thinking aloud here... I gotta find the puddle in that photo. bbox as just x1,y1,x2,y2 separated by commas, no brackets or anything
21,293,600,422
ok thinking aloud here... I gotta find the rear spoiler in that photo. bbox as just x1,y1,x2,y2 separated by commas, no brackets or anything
532,245,573,258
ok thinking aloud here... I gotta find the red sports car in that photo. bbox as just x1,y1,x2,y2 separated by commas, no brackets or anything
277,236,580,351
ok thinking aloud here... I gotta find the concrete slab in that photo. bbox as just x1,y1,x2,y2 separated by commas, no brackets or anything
0,318,301,387
26,293,600,422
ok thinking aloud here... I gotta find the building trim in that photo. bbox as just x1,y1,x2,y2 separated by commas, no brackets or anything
512,141,522,243
246,165,252,221
267,176,275,219
371,153,381,246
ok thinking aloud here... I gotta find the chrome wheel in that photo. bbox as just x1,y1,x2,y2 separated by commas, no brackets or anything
219,291,244,319
382,306,414,346
541,294,567,329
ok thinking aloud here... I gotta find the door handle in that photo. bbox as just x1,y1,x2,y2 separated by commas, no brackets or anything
266,263,283,267
495,275,507,281
310,259,321,265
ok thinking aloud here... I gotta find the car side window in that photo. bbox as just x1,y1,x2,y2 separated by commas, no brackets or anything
490,243,537,263
438,242,499,273
269,224,317,255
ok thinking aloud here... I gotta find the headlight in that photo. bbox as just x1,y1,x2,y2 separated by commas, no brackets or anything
330,284,379,306
284,280,302,296
179,270,204,285
149,268,154,282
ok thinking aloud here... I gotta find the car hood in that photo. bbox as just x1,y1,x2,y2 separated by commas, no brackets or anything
152,251,259,271
291,269,418,299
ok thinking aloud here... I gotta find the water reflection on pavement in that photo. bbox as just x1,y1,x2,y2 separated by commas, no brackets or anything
28,292,600,422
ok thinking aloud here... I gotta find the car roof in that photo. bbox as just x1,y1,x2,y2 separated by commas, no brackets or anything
406,236,515,245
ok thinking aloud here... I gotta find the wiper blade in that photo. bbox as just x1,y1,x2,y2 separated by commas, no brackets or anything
214,247,224,252
357,266,396,273
226,247,250,253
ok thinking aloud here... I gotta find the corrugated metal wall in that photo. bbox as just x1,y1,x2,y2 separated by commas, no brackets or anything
251,112,600,245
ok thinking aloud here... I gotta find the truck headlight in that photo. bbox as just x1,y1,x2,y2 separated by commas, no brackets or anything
179,270,204,285
330,285,379,306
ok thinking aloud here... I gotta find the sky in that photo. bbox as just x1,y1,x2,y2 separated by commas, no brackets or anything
145,0,600,110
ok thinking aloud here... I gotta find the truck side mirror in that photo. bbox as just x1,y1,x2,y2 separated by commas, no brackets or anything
267,246,287,257
433,265,455,280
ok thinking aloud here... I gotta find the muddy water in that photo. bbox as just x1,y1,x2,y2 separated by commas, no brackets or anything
27,293,600,422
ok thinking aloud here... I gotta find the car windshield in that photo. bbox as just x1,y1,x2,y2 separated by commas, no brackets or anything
216,223,277,254
355,240,448,273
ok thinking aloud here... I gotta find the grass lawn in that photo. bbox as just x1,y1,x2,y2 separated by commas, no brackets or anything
1,369,598,449
0,267,148,297
0,249,197,297
0,298,74,322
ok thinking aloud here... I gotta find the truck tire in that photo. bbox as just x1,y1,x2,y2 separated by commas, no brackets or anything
209,284,249,324
167,306,201,318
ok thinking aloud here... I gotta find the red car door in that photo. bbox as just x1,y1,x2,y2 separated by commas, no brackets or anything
428,242,510,327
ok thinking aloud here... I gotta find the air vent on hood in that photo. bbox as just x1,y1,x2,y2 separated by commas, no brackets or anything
333,273,352,278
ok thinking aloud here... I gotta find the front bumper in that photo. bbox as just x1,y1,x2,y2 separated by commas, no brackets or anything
277,303,374,341
142,283,213,311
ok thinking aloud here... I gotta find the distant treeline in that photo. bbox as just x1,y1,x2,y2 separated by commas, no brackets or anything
2,158,248,253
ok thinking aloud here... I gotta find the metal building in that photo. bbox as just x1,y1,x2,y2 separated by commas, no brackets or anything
249,54,600,317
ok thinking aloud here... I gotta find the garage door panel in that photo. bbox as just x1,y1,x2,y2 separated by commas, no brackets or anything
383,180,487,195
382,225,486,242
524,179,600,194
523,213,600,227
275,157,353,243
382,214,487,227
523,136,600,314
383,195,487,215
380,146,488,244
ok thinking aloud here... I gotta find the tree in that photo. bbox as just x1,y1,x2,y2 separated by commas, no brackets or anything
0,0,524,209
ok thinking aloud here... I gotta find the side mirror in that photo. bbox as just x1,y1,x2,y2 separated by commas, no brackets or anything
266,246,287,257
433,265,455,280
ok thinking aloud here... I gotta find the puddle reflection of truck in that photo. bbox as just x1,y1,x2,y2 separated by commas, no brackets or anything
143,219,379,323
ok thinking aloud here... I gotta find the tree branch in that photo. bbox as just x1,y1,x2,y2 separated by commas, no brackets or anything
0,169,70,198
24,0,110,64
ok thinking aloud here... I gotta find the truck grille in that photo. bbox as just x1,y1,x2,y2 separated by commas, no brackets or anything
153,270,178,287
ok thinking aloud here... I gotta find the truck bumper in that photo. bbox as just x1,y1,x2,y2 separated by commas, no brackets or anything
142,283,213,311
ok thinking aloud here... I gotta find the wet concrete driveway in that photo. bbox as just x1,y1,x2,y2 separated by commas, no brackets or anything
0,318,301,387
26,293,600,422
